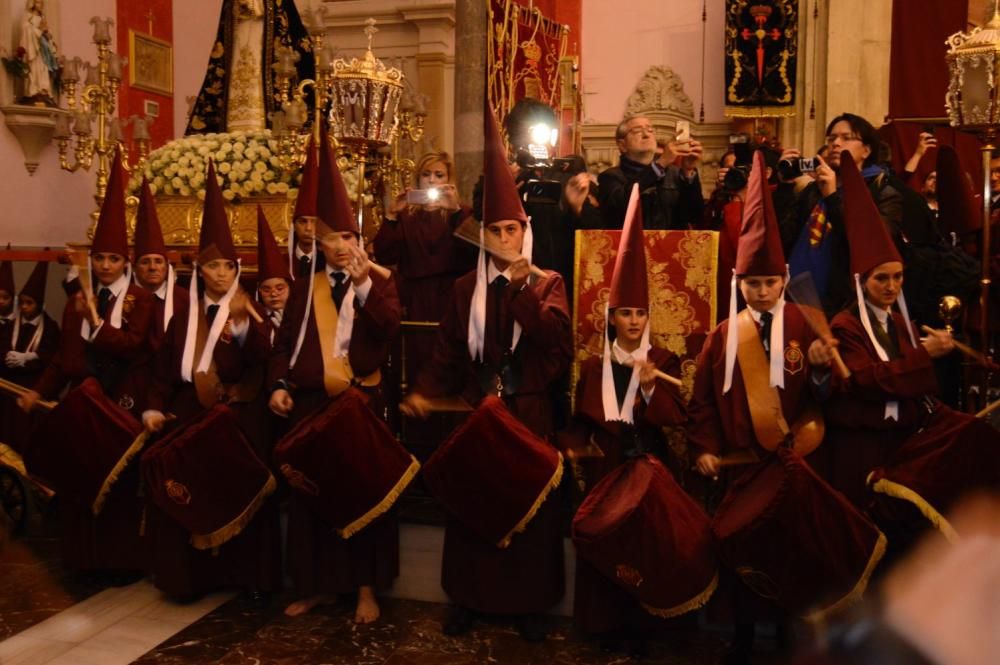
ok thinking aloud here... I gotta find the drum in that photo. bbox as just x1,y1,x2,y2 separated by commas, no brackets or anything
142,403,275,550
712,448,886,620
422,395,564,548
573,454,718,617
869,406,1000,542
273,388,419,538
26,378,144,515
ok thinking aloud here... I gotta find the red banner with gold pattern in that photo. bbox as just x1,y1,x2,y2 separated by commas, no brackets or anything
488,0,569,126
572,230,719,406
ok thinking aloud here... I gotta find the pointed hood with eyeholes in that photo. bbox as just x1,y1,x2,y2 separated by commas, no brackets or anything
723,150,788,394
841,148,914,420
91,148,130,258
467,101,534,361
601,183,650,423
936,145,981,236
134,177,176,331
288,134,319,275
181,160,242,382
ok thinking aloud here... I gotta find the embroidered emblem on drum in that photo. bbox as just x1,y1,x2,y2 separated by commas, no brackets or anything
280,463,320,496
118,394,135,411
615,564,644,588
122,294,136,316
736,566,779,600
165,479,192,505
784,340,804,375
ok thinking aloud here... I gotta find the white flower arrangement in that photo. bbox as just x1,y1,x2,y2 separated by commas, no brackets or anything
127,130,374,207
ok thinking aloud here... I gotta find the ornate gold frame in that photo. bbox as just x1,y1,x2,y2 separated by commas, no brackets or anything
128,30,173,96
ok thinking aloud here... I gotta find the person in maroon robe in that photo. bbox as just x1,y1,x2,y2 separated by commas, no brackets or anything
1,261,59,453
141,161,280,603
268,124,401,624
288,139,326,279
255,206,292,348
0,259,14,338
19,151,154,582
687,151,837,664
401,103,572,643
559,184,687,656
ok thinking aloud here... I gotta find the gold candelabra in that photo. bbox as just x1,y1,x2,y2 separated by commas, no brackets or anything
52,16,149,215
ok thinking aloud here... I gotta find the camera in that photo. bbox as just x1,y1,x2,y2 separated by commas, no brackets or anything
406,187,440,205
776,157,818,181
522,180,564,206
724,165,750,191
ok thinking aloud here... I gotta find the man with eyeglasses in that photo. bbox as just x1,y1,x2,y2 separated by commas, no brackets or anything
776,112,939,318
597,115,704,231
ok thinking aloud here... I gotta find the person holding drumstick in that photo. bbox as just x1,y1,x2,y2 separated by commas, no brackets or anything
19,150,154,585
141,160,278,604
687,151,839,663
268,124,402,624
401,103,572,643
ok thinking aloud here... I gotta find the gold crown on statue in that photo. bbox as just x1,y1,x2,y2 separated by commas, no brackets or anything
328,18,405,146
750,5,773,20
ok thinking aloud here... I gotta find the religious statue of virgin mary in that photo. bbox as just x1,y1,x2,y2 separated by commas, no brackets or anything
185,0,314,134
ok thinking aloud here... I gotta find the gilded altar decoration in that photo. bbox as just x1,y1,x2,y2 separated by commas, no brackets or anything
488,0,569,126
724,0,798,118
572,230,718,404
186,0,314,134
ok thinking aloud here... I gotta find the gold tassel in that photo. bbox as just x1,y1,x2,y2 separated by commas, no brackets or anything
805,531,887,623
189,474,277,550
336,455,421,540
870,478,959,543
642,571,719,618
92,431,149,516
498,452,565,549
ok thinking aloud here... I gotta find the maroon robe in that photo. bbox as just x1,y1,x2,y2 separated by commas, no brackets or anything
121,284,190,416
28,283,153,574
0,312,60,454
686,302,829,623
564,347,686,635
825,307,940,508
414,268,573,614
143,298,281,596
268,269,403,597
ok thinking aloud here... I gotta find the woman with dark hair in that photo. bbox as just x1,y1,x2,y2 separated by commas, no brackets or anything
775,112,937,316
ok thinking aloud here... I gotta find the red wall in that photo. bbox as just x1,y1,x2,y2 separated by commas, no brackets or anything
116,0,174,149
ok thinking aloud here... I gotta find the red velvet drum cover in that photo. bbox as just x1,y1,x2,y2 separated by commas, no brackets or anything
26,378,144,515
712,448,886,620
422,396,564,548
273,388,420,539
141,404,275,550
572,454,719,618
868,407,1000,542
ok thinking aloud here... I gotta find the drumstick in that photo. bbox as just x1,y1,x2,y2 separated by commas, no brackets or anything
0,378,57,411
975,398,1000,419
784,272,851,379
67,247,101,325
453,218,548,279
653,369,683,388
717,449,760,467
920,325,999,369
422,396,473,412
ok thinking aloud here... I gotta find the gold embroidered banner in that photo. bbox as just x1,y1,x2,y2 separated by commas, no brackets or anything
572,230,719,405
724,0,798,118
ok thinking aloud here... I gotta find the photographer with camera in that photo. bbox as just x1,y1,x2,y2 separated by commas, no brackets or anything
596,116,704,231
776,113,943,316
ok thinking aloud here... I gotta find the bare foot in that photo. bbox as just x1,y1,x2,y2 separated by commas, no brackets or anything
354,586,380,624
284,594,332,617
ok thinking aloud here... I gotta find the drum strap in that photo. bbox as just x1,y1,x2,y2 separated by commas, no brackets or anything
736,309,824,454
192,307,263,409
312,276,381,396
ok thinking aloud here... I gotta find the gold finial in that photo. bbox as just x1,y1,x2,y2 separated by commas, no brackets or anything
939,295,963,333
364,18,378,51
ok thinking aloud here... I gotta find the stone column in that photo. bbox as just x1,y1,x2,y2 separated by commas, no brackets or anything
453,0,487,201
404,6,457,155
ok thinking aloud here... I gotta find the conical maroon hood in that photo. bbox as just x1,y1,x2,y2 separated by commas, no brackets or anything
317,122,359,236
482,102,527,226
92,148,130,256
19,261,49,306
936,145,981,236
0,256,14,296
134,178,168,259
197,160,237,263
256,206,291,283
734,151,785,276
293,135,319,220
608,184,648,310
840,149,901,276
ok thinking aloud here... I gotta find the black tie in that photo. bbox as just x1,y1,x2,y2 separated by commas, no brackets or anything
97,287,112,318
332,273,349,310
759,311,773,356
492,276,510,350
206,304,220,324
298,255,312,278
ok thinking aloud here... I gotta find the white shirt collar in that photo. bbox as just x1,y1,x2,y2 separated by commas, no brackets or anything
21,313,42,326
0,311,14,322
747,300,783,323
325,265,349,283
611,339,644,367
154,281,168,300
486,258,513,284
295,245,314,260
96,275,127,298
866,301,891,330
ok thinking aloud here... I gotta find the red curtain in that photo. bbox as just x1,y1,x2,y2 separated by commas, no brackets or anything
888,0,966,120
